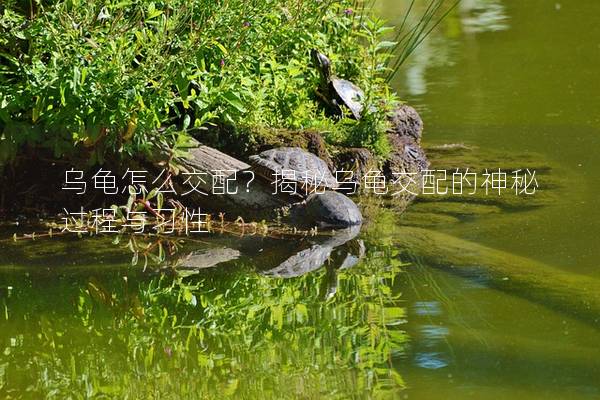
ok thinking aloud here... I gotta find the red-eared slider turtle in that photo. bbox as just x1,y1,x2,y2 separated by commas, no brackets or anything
311,50,365,119
249,147,338,196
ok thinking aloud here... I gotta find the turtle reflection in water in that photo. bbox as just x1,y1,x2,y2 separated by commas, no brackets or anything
259,225,365,299
169,226,364,299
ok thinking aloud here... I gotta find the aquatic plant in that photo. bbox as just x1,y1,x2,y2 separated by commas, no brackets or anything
386,0,461,81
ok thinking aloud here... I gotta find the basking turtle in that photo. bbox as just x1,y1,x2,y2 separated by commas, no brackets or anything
298,192,363,228
249,147,339,196
311,50,365,119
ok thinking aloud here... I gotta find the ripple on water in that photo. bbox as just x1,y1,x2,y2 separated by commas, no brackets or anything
413,301,442,316
415,352,449,370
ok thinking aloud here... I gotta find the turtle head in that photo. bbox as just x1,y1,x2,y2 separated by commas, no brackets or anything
311,49,332,81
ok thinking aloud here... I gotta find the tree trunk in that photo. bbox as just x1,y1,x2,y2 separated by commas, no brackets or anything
149,139,290,217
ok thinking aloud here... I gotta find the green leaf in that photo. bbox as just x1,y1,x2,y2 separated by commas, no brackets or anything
221,92,246,113
182,114,191,130
375,41,397,52
212,40,228,55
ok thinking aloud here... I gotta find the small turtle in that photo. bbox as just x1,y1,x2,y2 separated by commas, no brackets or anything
249,147,338,196
311,50,365,119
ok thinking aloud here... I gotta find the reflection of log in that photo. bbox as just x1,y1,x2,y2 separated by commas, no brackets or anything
395,227,600,326
177,247,241,270
449,327,600,375
407,327,600,394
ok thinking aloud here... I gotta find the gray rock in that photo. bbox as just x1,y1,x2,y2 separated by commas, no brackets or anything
300,191,363,228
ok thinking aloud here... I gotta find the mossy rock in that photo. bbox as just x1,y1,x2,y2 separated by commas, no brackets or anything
333,147,378,184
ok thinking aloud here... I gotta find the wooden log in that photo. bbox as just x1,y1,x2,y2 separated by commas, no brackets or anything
150,139,290,217
394,227,600,326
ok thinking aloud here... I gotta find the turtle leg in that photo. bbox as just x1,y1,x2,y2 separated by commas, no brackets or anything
315,88,331,106
330,98,344,119
315,88,343,118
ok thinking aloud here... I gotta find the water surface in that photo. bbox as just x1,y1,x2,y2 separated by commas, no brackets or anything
1,0,600,398
381,0,600,273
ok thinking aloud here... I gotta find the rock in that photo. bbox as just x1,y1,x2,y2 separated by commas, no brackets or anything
381,133,429,209
333,147,377,192
384,134,430,177
381,104,428,196
305,131,335,172
388,104,423,143
297,191,363,228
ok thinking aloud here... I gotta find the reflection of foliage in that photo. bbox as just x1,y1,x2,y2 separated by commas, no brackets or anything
0,244,407,399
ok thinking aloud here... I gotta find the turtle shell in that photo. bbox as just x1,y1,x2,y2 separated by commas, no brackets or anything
249,147,338,194
331,78,365,119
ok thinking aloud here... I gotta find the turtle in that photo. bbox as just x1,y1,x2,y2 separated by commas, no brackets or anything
311,50,365,119
298,191,363,228
248,147,339,197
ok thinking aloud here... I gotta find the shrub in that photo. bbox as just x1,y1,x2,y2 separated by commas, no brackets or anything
0,0,448,165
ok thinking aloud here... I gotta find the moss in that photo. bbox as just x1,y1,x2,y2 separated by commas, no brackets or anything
418,144,563,212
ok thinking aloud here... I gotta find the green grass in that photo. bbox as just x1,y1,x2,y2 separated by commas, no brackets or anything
0,0,454,166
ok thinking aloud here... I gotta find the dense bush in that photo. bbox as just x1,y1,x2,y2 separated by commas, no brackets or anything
0,0,401,165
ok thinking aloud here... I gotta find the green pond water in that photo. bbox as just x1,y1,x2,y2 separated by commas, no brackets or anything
1,0,600,398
